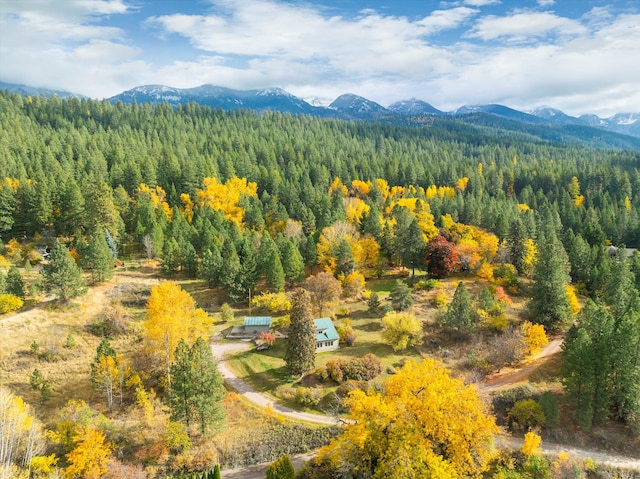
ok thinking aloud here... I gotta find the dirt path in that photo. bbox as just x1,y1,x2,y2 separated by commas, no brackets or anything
211,342,338,425
214,338,640,476
480,336,563,391
500,436,640,469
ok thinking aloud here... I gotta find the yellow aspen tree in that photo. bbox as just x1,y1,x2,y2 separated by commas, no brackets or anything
65,428,111,479
520,321,548,355
144,282,213,386
317,359,497,478
520,431,542,457
566,285,581,315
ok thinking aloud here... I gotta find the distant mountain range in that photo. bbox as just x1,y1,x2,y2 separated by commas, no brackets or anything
2,81,640,147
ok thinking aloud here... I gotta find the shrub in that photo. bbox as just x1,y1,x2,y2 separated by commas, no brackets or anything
359,354,383,379
432,291,448,308
315,367,329,382
275,385,296,401
251,292,292,313
325,360,345,383
259,331,276,346
294,387,322,407
337,325,357,346
325,355,383,383
342,330,357,346
509,399,546,431
220,303,234,322
267,454,295,479
0,293,23,313
335,379,364,399
414,278,441,291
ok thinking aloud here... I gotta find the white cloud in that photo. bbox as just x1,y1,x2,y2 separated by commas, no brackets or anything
537,0,555,6
463,0,500,6
469,12,587,41
1,0,639,116
0,0,142,97
417,7,477,34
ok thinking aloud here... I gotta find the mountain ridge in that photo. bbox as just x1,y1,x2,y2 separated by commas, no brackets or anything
2,80,639,143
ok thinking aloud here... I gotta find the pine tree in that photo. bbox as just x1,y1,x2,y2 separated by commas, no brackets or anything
81,232,114,284
389,280,413,311
170,337,225,435
162,237,181,276
285,289,316,376
190,337,225,435
440,282,477,339
368,291,381,313
334,238,356,277
266,247,285,293
6,266,25,298
561,300,614,428
57,179,85,236
0,182,15,239
170,339,193,429
239,234,259,295
181,241,198,278
220,239,243,301
528,228,572,332
201,245,223,288
397,218,426,277
40,241,86,302
508,217,528,275
282,240,305,285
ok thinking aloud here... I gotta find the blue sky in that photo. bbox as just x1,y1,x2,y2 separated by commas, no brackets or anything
1,0,639,116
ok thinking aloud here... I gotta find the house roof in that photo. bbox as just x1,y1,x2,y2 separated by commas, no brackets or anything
314,317,339,342
244,316,272,327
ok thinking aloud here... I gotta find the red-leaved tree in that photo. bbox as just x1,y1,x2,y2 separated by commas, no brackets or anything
425,235,458,278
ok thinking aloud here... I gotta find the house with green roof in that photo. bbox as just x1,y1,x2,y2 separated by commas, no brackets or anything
314,317,339,352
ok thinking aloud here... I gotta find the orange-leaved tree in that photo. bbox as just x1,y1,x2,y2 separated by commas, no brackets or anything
317,359,497,478
144,282,213,387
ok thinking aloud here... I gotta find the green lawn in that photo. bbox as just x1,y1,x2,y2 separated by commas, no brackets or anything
225,305,423,412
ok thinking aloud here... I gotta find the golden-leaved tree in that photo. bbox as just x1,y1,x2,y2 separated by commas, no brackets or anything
196,176,257,226
317,359,497,478
144,282,213,386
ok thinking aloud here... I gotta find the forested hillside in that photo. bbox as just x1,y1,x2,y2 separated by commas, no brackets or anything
1,91,639,249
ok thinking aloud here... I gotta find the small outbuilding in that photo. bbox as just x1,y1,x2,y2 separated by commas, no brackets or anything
314,317,339,352
243,316,272,336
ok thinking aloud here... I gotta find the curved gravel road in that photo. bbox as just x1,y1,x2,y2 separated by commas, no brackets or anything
211,341,338,425
212,340,640,476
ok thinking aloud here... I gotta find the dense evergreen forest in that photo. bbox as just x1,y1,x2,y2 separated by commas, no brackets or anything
1,91,640,251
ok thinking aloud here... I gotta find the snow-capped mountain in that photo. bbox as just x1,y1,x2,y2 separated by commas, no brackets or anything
579,112,640,137
388,99,443,115
0,81,84,99
109,84,323,115
530,107,585,125
328,94,389,119
454,104,545,124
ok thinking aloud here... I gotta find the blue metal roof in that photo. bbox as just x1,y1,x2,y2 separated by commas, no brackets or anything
314,317,339,342
244,316,272,327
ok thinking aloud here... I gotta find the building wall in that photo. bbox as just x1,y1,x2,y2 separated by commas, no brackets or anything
246,325,270,335
316,340,339,352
